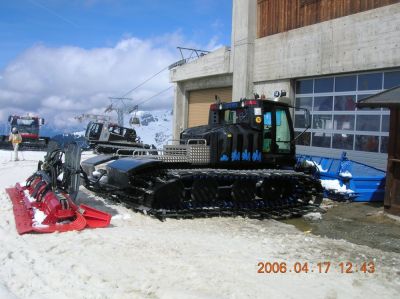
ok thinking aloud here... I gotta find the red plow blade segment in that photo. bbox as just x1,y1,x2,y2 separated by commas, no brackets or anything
5,184,112,235
79,204,112,228
5,143,112,234
31,212,87,234
6,187,35,235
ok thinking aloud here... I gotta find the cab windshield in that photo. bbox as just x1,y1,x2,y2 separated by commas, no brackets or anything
10,118,39,135
222,109,248,124
12,119,38,126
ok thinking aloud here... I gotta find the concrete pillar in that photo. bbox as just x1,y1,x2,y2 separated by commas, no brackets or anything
172,82,187,140
231,0,257,100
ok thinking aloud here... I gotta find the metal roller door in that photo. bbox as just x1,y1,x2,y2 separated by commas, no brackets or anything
188,87,232,127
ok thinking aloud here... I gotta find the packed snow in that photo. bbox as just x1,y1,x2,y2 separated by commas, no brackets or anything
0,150,399,299
303,212,323,221
320,179,354,194
303,160,328,172
339,170,353,178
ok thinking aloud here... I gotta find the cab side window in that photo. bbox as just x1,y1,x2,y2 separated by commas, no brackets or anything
263,112,272,153
275,109,291,153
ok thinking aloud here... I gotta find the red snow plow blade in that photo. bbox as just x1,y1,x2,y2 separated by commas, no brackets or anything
6,182,111,235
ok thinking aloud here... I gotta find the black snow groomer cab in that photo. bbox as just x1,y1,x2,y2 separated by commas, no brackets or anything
180,98,296,169
85,121,150,154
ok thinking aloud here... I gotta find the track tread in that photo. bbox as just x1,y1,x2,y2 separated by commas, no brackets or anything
86,167,324,221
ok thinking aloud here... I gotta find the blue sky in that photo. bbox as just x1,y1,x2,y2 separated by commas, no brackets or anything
0,0,232,68
0,0,232,134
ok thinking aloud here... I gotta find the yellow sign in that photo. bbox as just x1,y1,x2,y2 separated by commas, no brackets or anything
255,116,262,124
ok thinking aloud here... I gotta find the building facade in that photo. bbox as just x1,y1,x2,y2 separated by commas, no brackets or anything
170,0,400,170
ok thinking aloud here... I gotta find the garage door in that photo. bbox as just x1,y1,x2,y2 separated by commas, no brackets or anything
188,87,232,127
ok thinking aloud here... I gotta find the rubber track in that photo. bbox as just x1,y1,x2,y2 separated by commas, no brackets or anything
86,168,324,221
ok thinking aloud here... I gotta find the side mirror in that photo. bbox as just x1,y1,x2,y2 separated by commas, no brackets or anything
304,109,311,128
293,108,311,144
41,118,45,125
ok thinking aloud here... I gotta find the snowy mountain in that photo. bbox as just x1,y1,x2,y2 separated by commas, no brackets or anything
0,109,173,148
0,121,78,138
50,133,89,149
134,110,173,148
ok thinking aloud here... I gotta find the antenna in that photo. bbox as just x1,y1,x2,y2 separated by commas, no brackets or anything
177,47,210,60
168,47,211,70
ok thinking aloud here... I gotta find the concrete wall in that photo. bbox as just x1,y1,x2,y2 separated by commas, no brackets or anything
170,46,233,139
254,3,400,82
253,79,294,102
172,74,233,139
170,47,231,83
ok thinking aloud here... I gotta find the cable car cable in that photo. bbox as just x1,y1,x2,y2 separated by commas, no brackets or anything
120,65,169,98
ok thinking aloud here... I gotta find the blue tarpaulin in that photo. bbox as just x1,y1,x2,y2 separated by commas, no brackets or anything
297,152,386,202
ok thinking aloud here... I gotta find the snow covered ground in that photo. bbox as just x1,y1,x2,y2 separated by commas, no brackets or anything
0,150,399,299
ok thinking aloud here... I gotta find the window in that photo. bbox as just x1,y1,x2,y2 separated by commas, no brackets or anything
314,96,333,111
224,110,236,124
275,109,291,153
295,70,394,155
333,115,354,131
296,79,313,94
381,136,389,153
334,95,356,111
223,109,248,124
382,115,390,132
15,119,37,126
88,123,103,138
295,132,311,146
263,112,272,153
313,115,332,130
295,114,307,128
356,115,380,132
312,133,331,148
355,135,379,152
109,126,123,135
357,94,373,100
357,94,379,111
384,71,400,89
335,75,357,92
358,73,382,91
332,134,354,150
295,97,312,111
314,77,334,93
224,110,240,124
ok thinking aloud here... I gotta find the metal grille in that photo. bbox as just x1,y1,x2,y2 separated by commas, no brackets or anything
132,142,211,165
187,145,210,164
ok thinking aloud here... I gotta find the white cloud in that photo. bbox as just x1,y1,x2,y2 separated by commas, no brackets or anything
0,34,183,133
